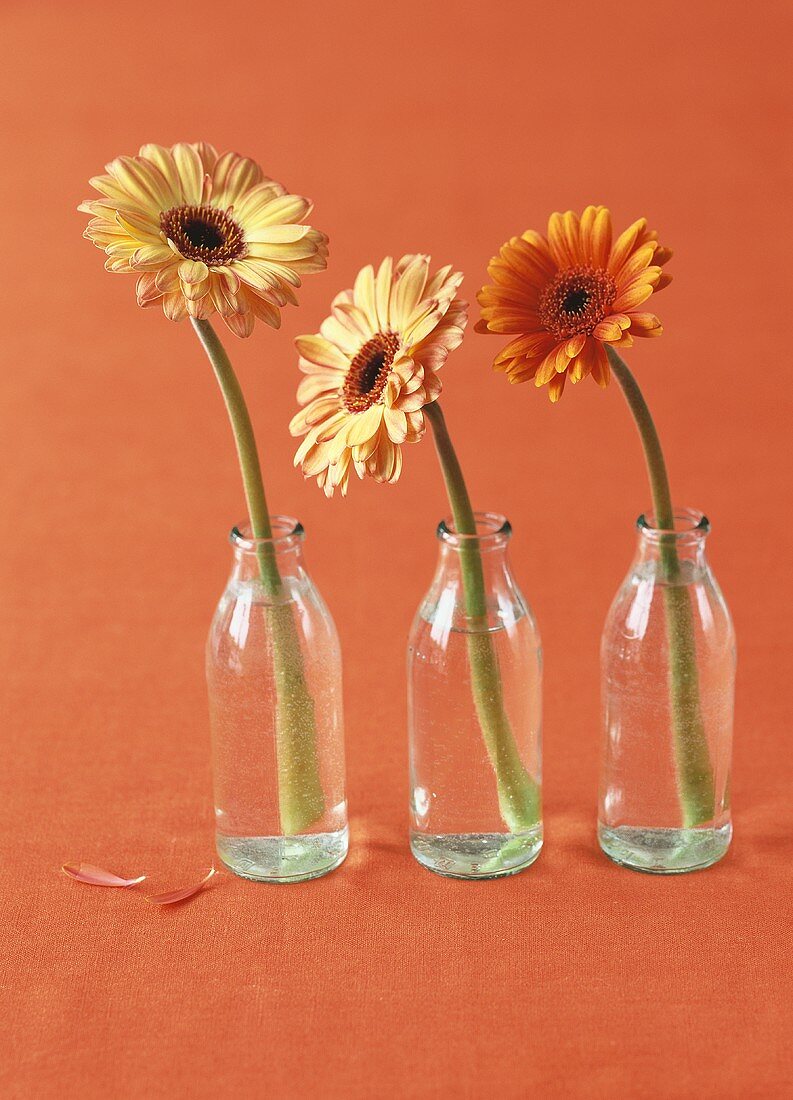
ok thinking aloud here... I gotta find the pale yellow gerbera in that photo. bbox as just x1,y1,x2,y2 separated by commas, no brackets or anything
290,255,468,496
79,142,328,337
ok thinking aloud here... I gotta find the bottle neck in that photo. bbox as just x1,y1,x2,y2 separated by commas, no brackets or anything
634,509,710,578
228,517,306,584
433,512,515,599
436,539,512,584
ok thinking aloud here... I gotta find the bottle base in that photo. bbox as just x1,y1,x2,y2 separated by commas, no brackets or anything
216,826,349,883
598,822,732,874
411,830,542,879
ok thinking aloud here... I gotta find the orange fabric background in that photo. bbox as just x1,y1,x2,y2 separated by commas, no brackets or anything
2,1,792,1096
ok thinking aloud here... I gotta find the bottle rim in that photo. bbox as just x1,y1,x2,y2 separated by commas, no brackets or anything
437,511,512,549
229,516,304,552
637,507,710,542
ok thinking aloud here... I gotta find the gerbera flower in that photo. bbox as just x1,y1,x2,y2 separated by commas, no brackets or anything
79,142,328,337
476,206,671,401
290,255,467,496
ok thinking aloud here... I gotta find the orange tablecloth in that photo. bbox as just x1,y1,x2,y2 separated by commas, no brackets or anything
2,2,792,1096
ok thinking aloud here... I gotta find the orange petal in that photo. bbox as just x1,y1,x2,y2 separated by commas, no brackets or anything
493,332,554,365
62,863,145,887
611,282,655,312
608,218,647,275
580,205,612,268
568,337,596,383
547,372,567,402
590,342,611,387
565,334,586,358
535,347,561,387
547,210,581,267
629,312,663,337
145,868,218,906
614,244,656,285
593,319,624,342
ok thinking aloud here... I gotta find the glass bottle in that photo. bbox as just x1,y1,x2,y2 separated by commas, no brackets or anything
407,512,542,879
207,517,347,883
599,508,735,873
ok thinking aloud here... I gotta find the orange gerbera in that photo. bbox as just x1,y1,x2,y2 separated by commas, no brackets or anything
290,255,467,497
79,142,328,337
476,206,671,401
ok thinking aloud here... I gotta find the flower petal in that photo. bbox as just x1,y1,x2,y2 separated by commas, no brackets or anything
172,143,204,206
547,210,581,267
145,868,218,905
628,312,663,337
547,371,567,403
375,256,394,329
391,255,429,328
240,193,311,227
611,282,655,312
62,863,145,887
295,335,349,369
580,205,612,268
244,224,311,245
608,218,647,276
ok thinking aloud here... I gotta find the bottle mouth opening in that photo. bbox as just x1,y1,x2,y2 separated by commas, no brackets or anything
437,511,512,549
637,507,710,541
230,516,304,552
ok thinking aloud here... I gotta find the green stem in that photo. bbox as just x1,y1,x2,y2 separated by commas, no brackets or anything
606,346,715,827
425,401,540,832
191,318,325,834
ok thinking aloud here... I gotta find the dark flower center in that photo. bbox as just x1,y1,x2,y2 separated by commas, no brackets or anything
539,265,616,339
561,287,590,314
160,204,246,265
342,332,400,413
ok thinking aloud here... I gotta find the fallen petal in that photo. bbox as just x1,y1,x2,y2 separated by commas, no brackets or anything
145,868,218,906
62,863,146,887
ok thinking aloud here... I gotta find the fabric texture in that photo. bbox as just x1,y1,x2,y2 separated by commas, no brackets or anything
1,1,791,1096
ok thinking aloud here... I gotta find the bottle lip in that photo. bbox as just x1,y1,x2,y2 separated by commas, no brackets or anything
229,516,304,552
437,511,512,549
637,507,710,541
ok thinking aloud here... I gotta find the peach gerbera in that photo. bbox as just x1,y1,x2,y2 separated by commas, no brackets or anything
290,255,468,497
79,142,328,337
476,206,671,401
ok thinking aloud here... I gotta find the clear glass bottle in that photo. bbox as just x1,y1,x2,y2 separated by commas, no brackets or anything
407,513,542,879
207,517,347,883
599,508,735,873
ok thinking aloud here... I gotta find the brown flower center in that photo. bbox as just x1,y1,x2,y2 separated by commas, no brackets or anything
342,332,400,413
160,204,246,265
538,265,616,339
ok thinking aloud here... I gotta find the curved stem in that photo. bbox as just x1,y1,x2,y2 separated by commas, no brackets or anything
191,318,324,834
191,318,281,594
606,346,715,827
425,401,540,832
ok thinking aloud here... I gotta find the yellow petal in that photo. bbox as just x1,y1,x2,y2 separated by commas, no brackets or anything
178,259,209,284
245,224,310,245
391,256,429,328
353,265,378,329
241,193,311,226
172,143,204,206
384,407,408,443
295,335,349,369
373,256,393,329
